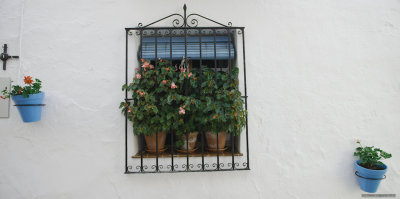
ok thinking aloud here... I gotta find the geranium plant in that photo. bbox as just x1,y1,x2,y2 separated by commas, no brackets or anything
1,76,42,99
200,67,247,135
354,140,392,170
120,59,196,136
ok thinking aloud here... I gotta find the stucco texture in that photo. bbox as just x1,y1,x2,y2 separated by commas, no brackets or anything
1,0,399,199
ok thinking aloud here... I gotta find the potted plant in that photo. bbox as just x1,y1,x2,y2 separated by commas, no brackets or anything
120,59,186,153
175,69,202,153
1,76,44,123
201,67,247,152
354,139,392,193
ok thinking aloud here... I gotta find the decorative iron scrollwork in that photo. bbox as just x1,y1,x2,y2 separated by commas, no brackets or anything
136,4,233,28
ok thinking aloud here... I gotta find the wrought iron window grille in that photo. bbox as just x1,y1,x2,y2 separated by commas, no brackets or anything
124,4,249,174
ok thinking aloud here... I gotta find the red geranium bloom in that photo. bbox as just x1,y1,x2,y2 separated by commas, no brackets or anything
24,76,33,85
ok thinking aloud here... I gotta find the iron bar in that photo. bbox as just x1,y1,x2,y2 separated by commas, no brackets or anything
184,7,190,172
242,30,250,169
156,131,159,172
169,28,174,172
155,32,159,172
140,29,144,172
125,167,250,174
227,29,235,170
199,34,205,171
126,27,245,30
213,29,220,171
125,30,128,173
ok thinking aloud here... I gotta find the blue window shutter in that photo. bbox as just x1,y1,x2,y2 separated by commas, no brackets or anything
140,36,235,60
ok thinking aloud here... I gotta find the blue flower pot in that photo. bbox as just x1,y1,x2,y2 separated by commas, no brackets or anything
355,160,387,193
12,92,45,123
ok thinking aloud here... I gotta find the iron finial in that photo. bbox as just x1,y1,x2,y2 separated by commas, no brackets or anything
183,4,187,11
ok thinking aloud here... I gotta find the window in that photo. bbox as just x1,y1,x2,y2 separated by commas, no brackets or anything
123,5,249,173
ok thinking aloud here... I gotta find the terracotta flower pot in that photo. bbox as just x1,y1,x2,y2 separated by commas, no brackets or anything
205,131,227,152
180,132,199,152
144,132,167,153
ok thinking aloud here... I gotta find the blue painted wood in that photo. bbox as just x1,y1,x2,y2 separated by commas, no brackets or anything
140,36,235,60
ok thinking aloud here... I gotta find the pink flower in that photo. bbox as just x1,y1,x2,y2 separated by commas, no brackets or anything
142,61,150,71
127,108,132,113
355,138,361,144
141,59,144,62
135,68,139,72
174,65,178,71
188,72,192,78
180,67,186,72
179,107,186,115
148,105,152,109
162,80,167,85
149,64,154,69
171,82,177,89
136,73,141,79
234,112,238,117
165,67,170,71
212,114,218,119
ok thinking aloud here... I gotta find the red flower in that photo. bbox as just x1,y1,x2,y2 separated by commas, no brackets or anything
0,96,6,100
24,76,33,85
162,80,167,85
18,88,23,94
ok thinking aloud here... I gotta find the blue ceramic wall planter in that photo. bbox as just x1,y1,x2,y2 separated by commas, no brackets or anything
355,160,387,193
12,92,45,122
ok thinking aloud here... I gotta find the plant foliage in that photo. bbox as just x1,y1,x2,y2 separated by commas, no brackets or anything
1,76,42,99
354,140,392,170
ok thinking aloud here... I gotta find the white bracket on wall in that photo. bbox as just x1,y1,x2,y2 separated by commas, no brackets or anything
0,77,11,118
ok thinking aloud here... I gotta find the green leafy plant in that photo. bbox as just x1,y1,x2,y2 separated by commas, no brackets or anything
119,59,247,147
1,76,42,99
120,59,196,136
199,67,247,136
354,139,392,170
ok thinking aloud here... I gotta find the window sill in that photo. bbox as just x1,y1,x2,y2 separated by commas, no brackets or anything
132,149,243,159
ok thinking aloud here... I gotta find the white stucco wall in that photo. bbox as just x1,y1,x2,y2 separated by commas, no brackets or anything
1,0,400,198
